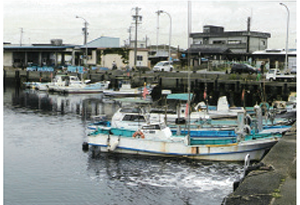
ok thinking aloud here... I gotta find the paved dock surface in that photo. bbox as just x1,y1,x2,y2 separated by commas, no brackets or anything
223,123,296,205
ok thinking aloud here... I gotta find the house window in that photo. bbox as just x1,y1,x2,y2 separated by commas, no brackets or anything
193,39,202,44
203,37,209,45
261,40,266,46
228,40,241,44
137,55,143,61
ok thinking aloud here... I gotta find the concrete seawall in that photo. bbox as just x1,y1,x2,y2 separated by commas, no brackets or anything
223,123,296,205
3,69,296,107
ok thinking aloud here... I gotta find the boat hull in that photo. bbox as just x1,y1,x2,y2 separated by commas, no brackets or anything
103,90,143,97
88,134,278,161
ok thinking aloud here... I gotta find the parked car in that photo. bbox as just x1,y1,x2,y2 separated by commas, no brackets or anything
153,61,174,72
230,64,257,74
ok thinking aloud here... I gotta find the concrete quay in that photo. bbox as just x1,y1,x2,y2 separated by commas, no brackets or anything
3,68,296,107
223,123,296,205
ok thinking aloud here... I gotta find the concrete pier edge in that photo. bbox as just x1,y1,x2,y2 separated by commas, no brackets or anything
223,122,296,205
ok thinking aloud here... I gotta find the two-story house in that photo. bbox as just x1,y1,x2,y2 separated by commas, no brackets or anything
187,25,271,65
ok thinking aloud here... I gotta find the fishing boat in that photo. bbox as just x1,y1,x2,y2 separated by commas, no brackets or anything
85,119,280,161
103,81,151,97
87,107,149,131
84,105,282,161
56,81,110,94
47,74,110,94
149,95,247,125
23,81,50,91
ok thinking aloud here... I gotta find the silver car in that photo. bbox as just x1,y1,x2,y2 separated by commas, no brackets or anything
153,61,174,72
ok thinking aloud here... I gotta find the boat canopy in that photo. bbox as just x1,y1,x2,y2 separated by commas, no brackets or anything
166,93,193,101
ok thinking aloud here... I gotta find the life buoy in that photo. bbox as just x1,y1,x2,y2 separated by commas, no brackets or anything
132,131,145,139
243,125,251,135
259,102,270,110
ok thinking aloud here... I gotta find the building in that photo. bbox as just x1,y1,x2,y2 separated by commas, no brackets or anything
3,36,149,70
3,40,76,68
252,49,297,71
148,44,183,66
186,24,271,65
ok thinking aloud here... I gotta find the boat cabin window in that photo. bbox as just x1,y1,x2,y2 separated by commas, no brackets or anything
120,107,143,113
159,122,167,130
150,109,176,114
122,115,146,122
142,124,161,130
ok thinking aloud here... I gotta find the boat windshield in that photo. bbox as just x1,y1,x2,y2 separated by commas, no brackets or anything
122,114,146,122
159,122,167,130
120,107,144,113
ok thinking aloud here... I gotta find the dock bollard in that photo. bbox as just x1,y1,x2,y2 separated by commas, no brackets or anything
82,142,89,151
233,154,250,191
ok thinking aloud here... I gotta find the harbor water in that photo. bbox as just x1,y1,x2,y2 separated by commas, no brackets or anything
3,85,243,205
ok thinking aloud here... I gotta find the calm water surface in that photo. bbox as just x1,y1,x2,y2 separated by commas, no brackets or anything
3,85,243,205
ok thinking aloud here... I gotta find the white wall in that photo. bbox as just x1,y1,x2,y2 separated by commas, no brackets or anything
87,50,97,65
102,54,124,69
3,52,13,67
128,50,148,68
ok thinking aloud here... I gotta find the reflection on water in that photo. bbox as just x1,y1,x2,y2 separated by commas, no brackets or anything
3,85,243,205
86,154,243,205
6,87,119,121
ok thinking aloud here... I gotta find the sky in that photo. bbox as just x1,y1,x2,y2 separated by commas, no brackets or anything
2,0,298,50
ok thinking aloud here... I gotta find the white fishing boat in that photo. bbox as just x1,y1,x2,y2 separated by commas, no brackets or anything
47,74,110,94
86,120,280,161
56,81,110,94
88,107,149,131
103,81,151,97
84,106,282,161
47,75,82,92
193,96,246,119
23,81,51,91
149,95,246,124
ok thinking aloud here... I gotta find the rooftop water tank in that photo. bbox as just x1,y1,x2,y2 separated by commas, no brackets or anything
51,39,63,46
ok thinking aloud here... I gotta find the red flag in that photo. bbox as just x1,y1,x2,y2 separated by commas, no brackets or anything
203,89,207,100
143,86,149,99
185,103,189,118
241,89,245,101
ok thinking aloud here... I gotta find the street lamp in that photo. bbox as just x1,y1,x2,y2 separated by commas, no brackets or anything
76,15,89,67
157,10,172,69
279,3,289,72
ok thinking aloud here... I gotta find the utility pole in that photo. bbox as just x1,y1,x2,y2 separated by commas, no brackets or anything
83,21,88,45
132,7,142,70
127,26,133,47
76,16,89,67
280,2,290,72
145,35,149,48
156,10,161,54
20,28,23,46
246,17,251,54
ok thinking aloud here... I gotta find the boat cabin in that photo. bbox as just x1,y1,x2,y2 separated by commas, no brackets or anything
111,107,150,130
141,122,172,140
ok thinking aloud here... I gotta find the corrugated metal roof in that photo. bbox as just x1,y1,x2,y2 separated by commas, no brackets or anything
252,49,297,55
84,36,120,48
4,44,76,49
185,47,232,54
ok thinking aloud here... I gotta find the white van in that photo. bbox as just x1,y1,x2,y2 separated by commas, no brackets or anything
153,61,174,72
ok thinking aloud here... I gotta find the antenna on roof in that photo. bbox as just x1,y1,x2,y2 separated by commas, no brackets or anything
20,28,23,46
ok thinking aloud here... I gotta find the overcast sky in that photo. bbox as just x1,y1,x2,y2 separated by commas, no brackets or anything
2,0,297,50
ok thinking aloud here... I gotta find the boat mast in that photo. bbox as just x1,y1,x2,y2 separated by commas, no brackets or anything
187,1,192,138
